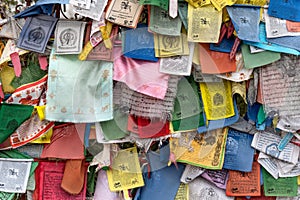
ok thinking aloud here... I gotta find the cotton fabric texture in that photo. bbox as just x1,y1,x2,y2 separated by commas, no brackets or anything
46,50,113,123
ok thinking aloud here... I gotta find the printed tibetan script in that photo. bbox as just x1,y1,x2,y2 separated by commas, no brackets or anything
260,54,300,131
106,147,144,191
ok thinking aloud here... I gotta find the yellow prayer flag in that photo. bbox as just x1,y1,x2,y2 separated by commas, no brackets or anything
0,64,16,93
154,33,189,57
222,8,230,23
170,131,197,161
107,147,144,191
31,128,53,144
178,128,228,170
235,0,267,6
175,183,189,200
185,0,210,8
232,81,247,104
200,79,235,120
187,4,222,43
211,0,237,11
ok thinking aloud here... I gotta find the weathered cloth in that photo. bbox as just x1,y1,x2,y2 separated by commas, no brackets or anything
119,75,180,120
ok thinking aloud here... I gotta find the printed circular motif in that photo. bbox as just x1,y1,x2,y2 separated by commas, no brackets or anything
60,28,77,47
28,27,46,44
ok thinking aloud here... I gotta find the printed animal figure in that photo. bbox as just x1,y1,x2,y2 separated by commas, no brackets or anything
18,95,40,105
200,17,210,25
15,185,22,191
240,17,249,24
102,69,110,81
160,10,168,18
137,33,151,45
9,168,18,177
120,0,131,12
131,178,138,185
267,188,275,193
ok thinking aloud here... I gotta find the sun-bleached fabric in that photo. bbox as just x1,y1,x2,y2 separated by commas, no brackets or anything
46,50,113,123
226,6,260,42
119,75,179,120
261,54,300,132
113,44,169,100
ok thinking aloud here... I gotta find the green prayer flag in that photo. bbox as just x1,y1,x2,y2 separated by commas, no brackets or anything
0,192,15,200
0,103,34,143
262,168,298,197
172,76,204,131
10,55,47,88
241,44,281,69
100,107,129,140
172,114,204,131
87,165,97,195
140,0,169,11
